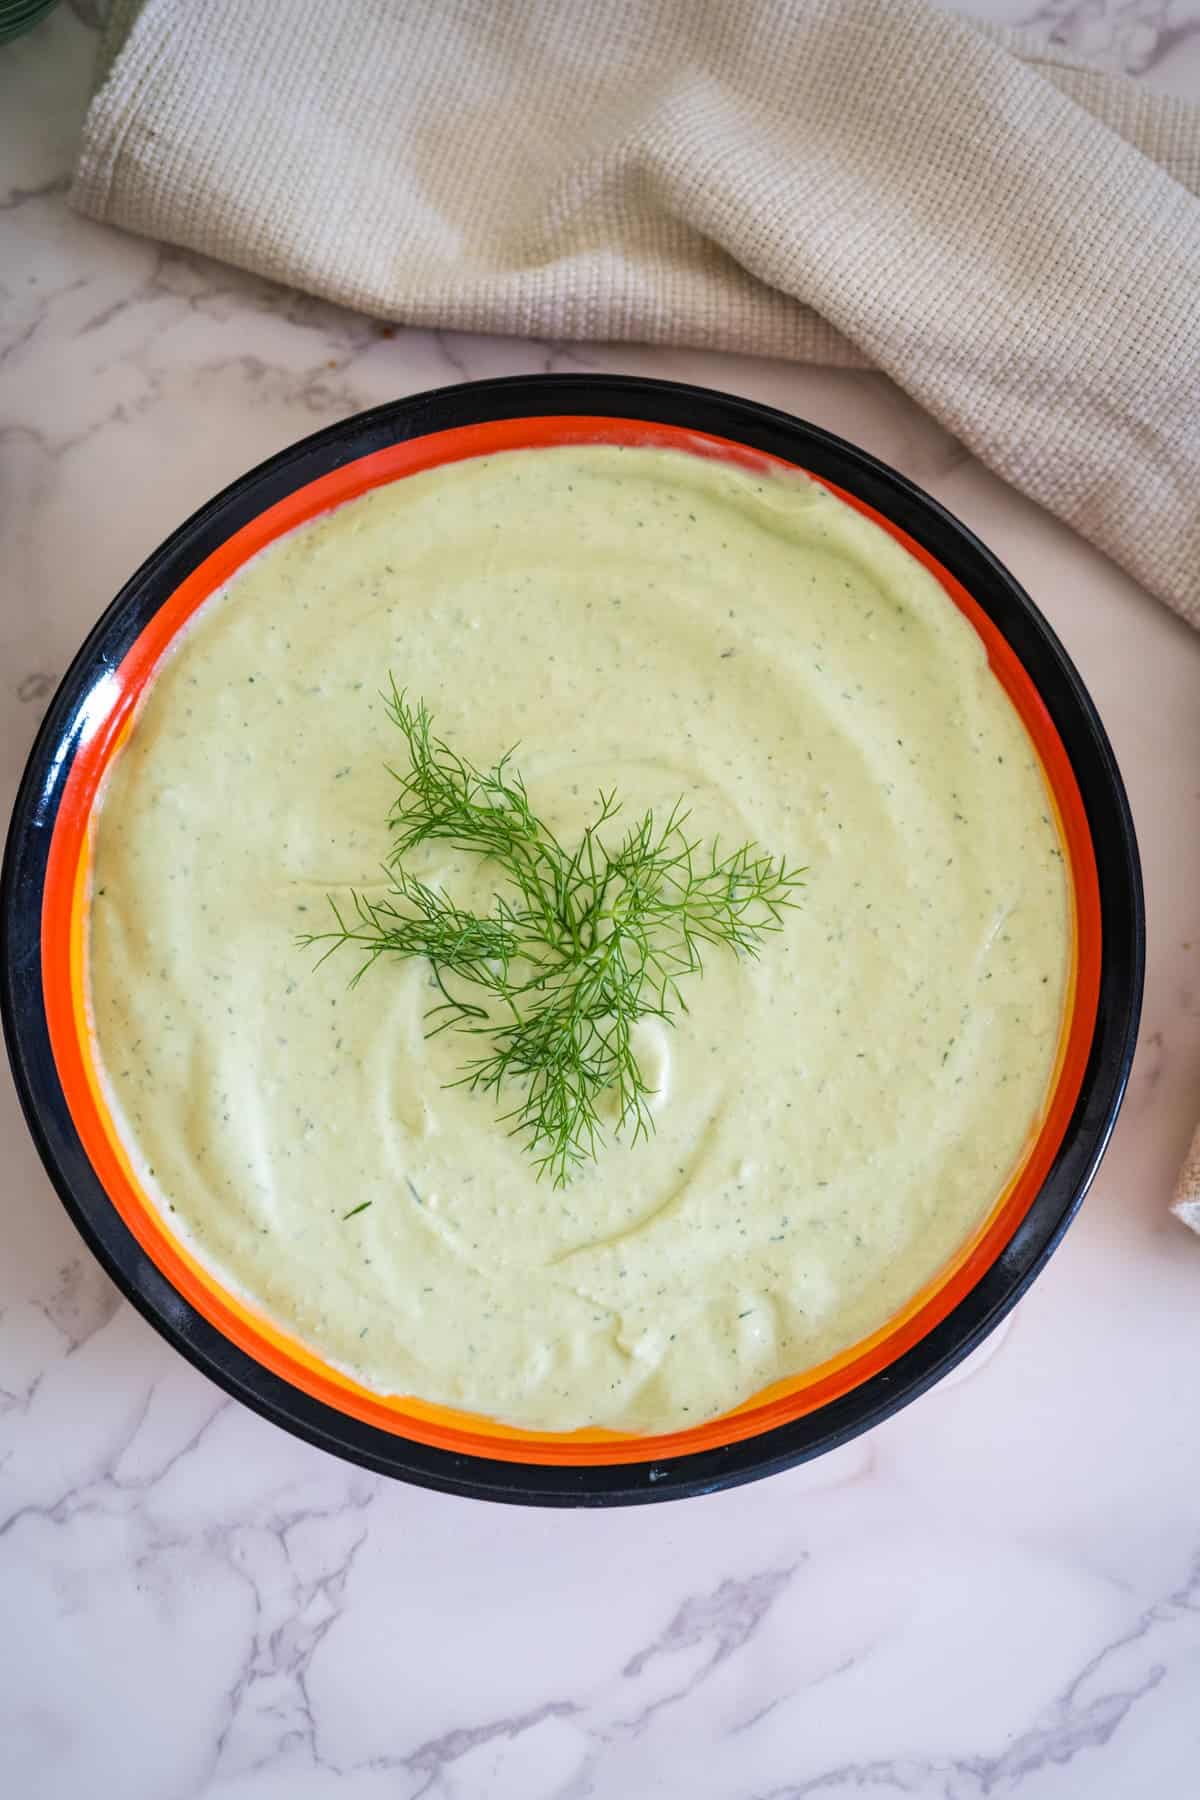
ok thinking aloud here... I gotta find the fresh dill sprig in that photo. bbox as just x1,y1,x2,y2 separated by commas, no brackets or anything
300,683,805,1186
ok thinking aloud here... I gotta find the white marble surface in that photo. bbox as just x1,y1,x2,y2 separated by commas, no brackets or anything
3,6,1200,1797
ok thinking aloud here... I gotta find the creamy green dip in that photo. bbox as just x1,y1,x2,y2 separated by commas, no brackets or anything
89,446,1069,1433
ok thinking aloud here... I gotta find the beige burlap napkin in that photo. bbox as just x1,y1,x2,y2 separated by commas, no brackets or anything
70,0,1200,1224
1178,1129,1200,1233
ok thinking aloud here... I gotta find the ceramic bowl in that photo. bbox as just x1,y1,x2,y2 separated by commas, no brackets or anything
0,375,1144,1504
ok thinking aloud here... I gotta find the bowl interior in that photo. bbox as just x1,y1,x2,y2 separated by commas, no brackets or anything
34,411,1102,1470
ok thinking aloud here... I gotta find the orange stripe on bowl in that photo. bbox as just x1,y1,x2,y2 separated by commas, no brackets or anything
41,416,1101,1465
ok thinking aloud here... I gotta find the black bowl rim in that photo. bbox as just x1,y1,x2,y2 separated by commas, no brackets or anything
0,373,1144,1505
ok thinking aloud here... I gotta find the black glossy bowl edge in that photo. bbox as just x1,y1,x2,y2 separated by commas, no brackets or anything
0,374,1145,1505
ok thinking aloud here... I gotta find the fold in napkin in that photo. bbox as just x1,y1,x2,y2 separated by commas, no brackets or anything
71,0,1200,1227
1177,1128,1200,1233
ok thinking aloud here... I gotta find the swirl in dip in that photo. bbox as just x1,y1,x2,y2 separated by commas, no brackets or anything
88,446,1069,1434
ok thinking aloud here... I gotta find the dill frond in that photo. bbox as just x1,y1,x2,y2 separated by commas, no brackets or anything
300,689,804,1185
